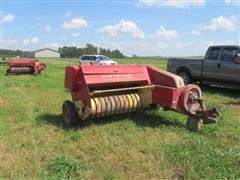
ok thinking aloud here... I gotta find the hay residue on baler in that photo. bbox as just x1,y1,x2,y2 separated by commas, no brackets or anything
62,64,219,130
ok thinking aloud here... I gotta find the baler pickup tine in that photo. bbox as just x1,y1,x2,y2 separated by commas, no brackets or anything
193,108,220,124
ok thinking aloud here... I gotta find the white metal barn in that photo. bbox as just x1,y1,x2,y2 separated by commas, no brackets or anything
34,48,60,58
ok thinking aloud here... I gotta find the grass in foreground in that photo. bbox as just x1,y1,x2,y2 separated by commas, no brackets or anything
0,57,239,179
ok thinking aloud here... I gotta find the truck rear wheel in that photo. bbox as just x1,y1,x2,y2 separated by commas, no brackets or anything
62,100,79,127
178,71,191,85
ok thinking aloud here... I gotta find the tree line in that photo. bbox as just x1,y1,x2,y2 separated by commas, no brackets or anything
0,49,34,58
0,43,125,59
58,44,125,58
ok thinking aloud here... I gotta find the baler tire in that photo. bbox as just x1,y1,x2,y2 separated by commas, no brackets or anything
186,117,201,131
62,100,78,127
180,84,202,114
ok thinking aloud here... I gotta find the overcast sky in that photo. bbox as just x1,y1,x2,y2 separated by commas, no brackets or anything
1,0,239,56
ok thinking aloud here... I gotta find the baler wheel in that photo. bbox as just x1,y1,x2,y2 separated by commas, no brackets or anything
180,84,202,114
62,100,78,127
186,117,201,131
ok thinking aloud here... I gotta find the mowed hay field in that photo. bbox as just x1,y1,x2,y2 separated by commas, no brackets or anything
0,57,239,179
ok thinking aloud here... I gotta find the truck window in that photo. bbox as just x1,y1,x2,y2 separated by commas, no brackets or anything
207,47,220,60
222,47,240,62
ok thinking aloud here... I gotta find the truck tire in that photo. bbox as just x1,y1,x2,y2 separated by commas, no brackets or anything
62,100,79,127
178,71,191,85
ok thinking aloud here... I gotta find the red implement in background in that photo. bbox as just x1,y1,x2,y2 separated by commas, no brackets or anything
63,64,219,130
7,58,46,75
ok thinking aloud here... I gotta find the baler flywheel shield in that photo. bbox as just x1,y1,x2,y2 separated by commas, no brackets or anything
180,84,202,113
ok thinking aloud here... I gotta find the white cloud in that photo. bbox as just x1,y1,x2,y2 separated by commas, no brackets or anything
192,30,201,35
95,39,169,56
136,0,206,8
99,19,145,39
200,16,238,32
224,0,240,5
156,26,178,39
72,32,80,37
0,38,17,45
94,39,239,57
22,37,39,46
1,14,15,23
31,37,39,44
59,36,68,41
0,38,18,49
95,40,169,56
71,42,77,46
23,39,30,46
44,42,61,49
45,25,51,32
62,17,88,29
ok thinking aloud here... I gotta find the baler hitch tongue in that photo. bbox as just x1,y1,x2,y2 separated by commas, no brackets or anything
186,107,219,131
194,108,220,124
190,96,220,124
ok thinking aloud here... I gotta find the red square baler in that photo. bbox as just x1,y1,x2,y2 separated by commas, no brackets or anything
63,64,219,130
6,58,46,75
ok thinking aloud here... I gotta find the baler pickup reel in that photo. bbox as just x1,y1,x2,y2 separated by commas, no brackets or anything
6,58,46,75
63,65,219,130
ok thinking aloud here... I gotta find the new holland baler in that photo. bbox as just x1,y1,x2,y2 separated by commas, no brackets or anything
63,64,219,130
6,58,46,75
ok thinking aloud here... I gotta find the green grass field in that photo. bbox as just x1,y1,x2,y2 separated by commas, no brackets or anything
0,57,239,179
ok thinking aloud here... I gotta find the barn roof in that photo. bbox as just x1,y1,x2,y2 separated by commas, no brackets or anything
34,48,59,53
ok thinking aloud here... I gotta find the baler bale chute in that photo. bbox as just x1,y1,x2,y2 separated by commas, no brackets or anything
63,65,219,130
6,58,46,75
